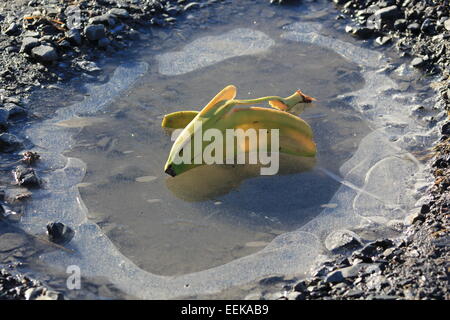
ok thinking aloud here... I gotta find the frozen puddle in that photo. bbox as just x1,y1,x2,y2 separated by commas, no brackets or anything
22,23,442,299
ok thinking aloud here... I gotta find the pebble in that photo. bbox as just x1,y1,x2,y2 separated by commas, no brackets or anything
66,29,82,46
31,45,58,62
46,222,75,245
324,229,363,253
84,24,106,41
444,19,450,31
13,166,39,187
109,8,130,18
3,23,19,36
0,133,21,151
374,5,402,22
20,37,40,54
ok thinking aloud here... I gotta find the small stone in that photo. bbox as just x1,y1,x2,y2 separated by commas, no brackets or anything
325,229,363,253
407,22,421,34
374,5,402,23
375,36,392,46
109,8,129,18
351,26,376,39
324,264,369,283
405,211,425,224
20,37,40,53
89,14,116,26
0,133,21,151
47,222,75,245
421,18,436,34
444,19,450,31
84,24,106,41
345,289,364,298
13,166,39,187
31,45,58,62
3,23,19,36
3,103,26,118
76,60,101,73
411,57,425,68
66,29,82,46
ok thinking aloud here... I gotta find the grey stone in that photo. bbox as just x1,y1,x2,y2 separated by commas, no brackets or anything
13,166,39,187
31,45,58,62
84,24,106,41
66,29,82,46
109,8,130,18
3,23,19,36
444,19,450,31
375,36,392,46
47,222,75,245
2,103,26,118
89,14,116,26
374,5,402,22
405,210,425,224
0,133,21,150
20,37,40,53
325,263,372,283
325,229,363,253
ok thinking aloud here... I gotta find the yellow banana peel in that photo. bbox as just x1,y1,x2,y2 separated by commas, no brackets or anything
162,85,316,176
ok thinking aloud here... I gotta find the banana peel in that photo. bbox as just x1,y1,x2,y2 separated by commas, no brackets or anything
162,85,316,176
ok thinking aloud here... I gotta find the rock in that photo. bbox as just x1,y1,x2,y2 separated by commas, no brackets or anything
3,103,26,118
76,60,101,73
0,133,21,151
360,239,394,256
109,8,129,18
20,37,40,53
89,14,116,26
66,29,82,46
3,23,19,36
411,57,425,68
405,211,425,225
345,289,364,298
374,5,402,23
376,36,392,46
407,22,421,34
84,24,106,41
444,19,450,31
46,222,75,245
31,45,58,62
325,230,363,253
13,166,40,187
351,26,376,39
0,233,27,252
421,18,436,34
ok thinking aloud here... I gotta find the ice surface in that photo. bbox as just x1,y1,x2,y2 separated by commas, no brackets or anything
156,28,275,76
21,24,443,299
